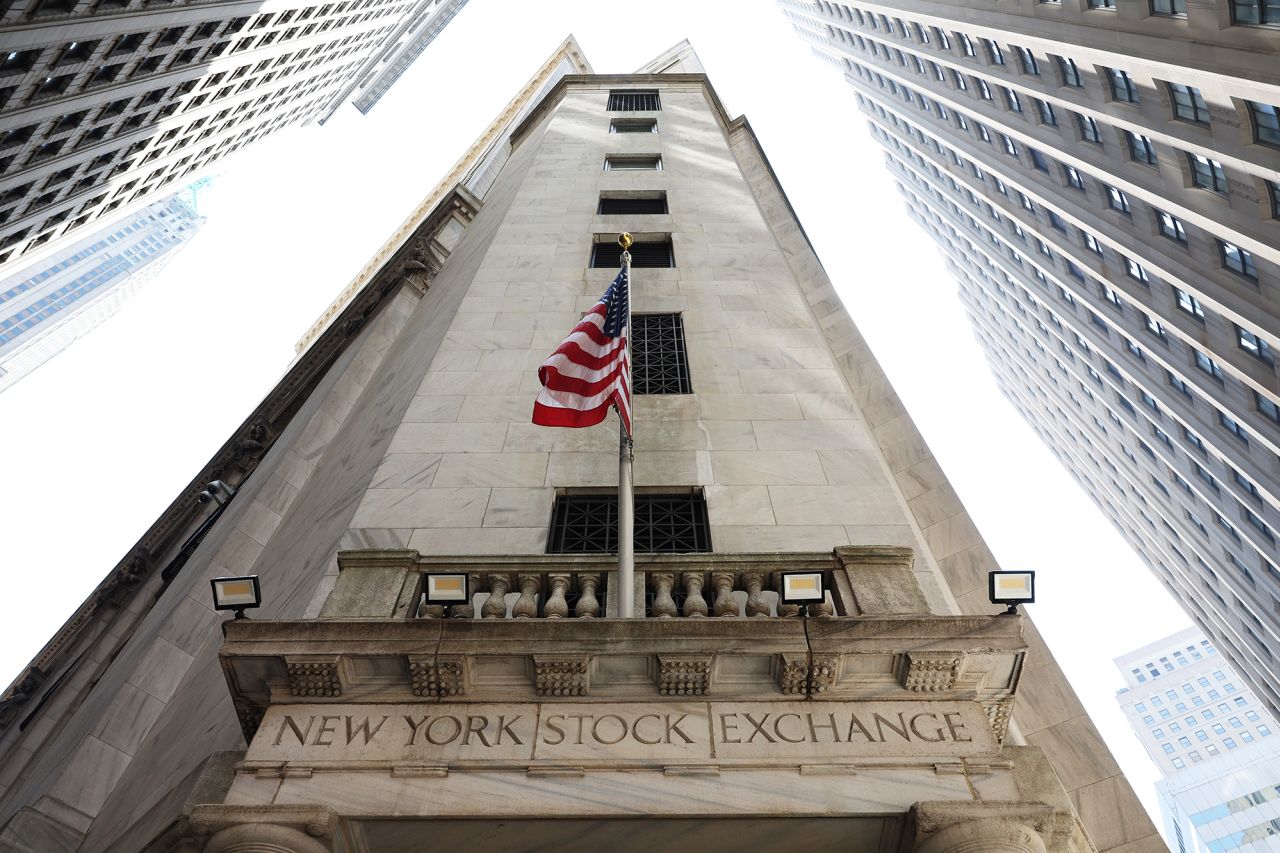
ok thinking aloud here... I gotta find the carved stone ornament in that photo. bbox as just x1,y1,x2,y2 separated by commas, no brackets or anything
776,654,837,695
986,697,1015,743
658,655,712,696
533,655,590,697
285,657,342,697
408,656,465,698
234,700,265,743
903,652,964,692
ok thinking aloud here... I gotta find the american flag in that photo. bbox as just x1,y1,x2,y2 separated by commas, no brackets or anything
532,268,631,435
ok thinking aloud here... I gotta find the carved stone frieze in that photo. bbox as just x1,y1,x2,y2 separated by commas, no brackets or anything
407,656,465,698
904,652,964,693
658,655,712,696
533,655,590,697
285,658,342,698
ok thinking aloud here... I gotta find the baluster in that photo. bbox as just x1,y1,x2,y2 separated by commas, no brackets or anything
682,572,708,618
544,574,570,619
772,572,800,617
649,572,678,618
482,573,511,619
446,574,477,619
417,599,444,619
810,593,835,618
711,571,739,618
513,574,541,619
575,573,601,618
743,571,769,617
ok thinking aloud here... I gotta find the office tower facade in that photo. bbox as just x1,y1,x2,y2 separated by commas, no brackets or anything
0,38,1160,853
1116,627,1280,852
0,0,465,272
781,0,1280,717
325,0,467,115
0,179,205,391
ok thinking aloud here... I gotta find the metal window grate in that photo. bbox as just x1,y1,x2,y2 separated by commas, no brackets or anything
632,313,691,394
548,493,711,554
591,239,673,268
608,90,661,111
598,195,668,215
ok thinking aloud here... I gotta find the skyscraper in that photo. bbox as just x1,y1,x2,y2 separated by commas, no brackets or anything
0,179,206,391
781,1,1280,719
0,0,467,271
0,37,1159,852
325,0,468,116
1115,627,1280,852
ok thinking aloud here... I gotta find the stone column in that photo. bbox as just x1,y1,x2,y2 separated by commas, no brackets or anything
907,802,1075,853
188,805,338,853
913,819,1048,853
203,823,333,853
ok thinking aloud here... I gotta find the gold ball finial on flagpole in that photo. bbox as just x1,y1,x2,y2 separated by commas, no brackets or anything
618,232,633,250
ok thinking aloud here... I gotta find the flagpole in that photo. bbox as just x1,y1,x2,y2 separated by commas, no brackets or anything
617,232,635,619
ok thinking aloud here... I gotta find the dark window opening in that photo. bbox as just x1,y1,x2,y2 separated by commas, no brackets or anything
633,313,691,394
598,194,668,215
610,118,657,133
591,238,673,268
548,492,711,554
608,89,660,111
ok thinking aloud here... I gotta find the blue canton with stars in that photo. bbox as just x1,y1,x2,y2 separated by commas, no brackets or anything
600,268,629,338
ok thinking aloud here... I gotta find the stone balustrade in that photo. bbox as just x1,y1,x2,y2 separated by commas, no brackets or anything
414,569,837,620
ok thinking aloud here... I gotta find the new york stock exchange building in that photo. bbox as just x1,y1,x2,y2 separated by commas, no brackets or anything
0,39,1166,853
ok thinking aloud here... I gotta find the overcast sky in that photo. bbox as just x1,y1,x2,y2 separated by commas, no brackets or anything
0,0,1192,826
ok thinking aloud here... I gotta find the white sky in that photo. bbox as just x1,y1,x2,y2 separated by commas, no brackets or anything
0,0,1192,827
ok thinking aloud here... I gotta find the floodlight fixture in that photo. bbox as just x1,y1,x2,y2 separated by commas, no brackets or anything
424,572,470,605
210,575,261,620
779,570,827,615
989,570,1035,614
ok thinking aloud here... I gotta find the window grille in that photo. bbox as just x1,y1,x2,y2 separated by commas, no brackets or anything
591,238,673,268
632,313,691,394
608,90,661,111
547,492,711,553
598,195,668,215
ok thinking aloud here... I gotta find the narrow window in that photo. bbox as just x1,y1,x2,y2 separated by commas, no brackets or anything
608,90,660,111
604,155,661,171
1158,211,1188,243
591,237,673,268
1127,131,1159,165
1152,0,1187,15
1107,68,1139,103
1168,83,1210,123
1220,241,1258,280
1077,113,1103,144
610,118,657,134
1248,101,1280,147
1188,153,1229,192
598,194,668,215
1233,0,1280,25
1055,55,1083,87
1036,98,1057,126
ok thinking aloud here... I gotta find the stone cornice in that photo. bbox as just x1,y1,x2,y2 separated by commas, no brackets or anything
219,614,1026,742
